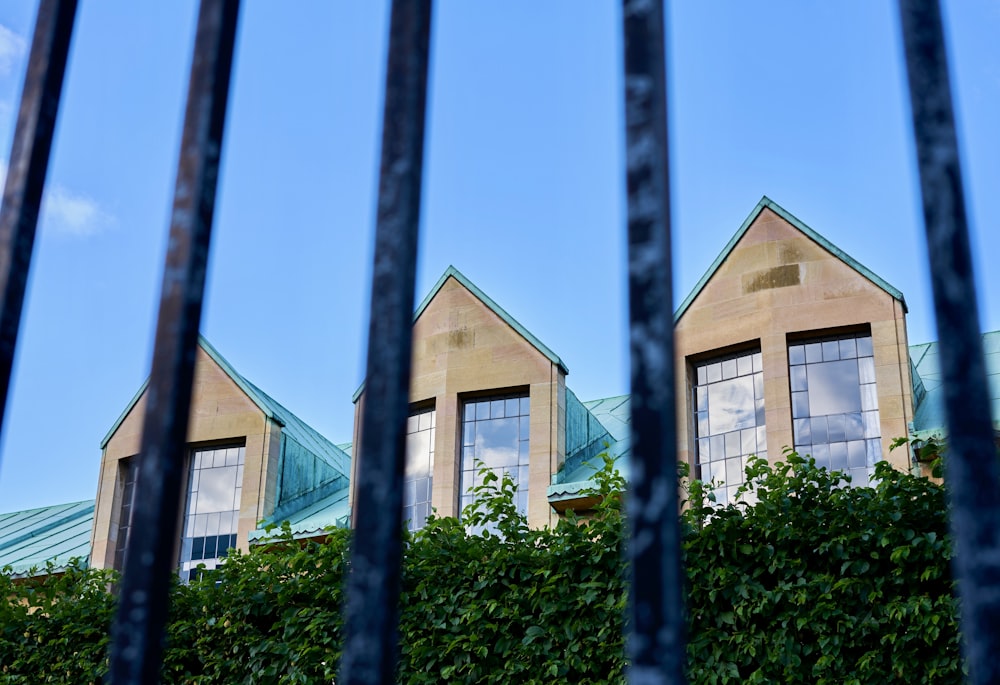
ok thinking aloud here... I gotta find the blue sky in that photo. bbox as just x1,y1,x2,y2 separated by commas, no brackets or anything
0,2,997,512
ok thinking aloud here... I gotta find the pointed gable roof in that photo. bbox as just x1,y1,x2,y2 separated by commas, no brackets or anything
416,266,568,373
353,266,568,401
100,337,348,478
674,196,907,322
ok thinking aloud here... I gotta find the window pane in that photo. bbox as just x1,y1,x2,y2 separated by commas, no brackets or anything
830,442,848,472
805,343,823,363
460,394,530,525
692,349,764,505
737,355,752,376
790,365,808,392
476,402,490,420
807,359,861,415
707,375,755,434
839,338,857,359
788,345,805,365
180,446,244,581
403,408,435,531
828,414,847,442
787,333,881,487
792,391,809,419
721,358,737,380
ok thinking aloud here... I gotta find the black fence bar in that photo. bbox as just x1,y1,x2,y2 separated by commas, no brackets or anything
898,2,1000,683
108,1,241,683
621,1,687,683
339,1,433,683
0,0,77,452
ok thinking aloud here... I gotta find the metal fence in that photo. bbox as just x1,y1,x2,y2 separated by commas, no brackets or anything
0,1,996,683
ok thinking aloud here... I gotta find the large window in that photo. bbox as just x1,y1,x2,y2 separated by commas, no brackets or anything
692,349,766,504
789,333,881,486
460,394,530,518
179,445,244,582
112,456,138,572
403,406,435,531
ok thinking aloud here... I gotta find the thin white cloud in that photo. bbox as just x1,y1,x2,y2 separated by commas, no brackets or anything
0,24,27,78
41,185,113,237
0,159,114,238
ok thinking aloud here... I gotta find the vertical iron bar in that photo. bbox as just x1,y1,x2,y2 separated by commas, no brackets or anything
108,1,240,683
0,0,77,453
622,1,686,683
898,2,1000,683
339,1,432,683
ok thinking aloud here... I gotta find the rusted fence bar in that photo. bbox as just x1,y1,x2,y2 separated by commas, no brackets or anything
0,0,77,451
108,1,241,682
338,1,433,683
898,2,1000,683
621,1,687,683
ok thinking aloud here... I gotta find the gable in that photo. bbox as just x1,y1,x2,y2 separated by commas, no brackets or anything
409,273,559,391
101,343,262,450
352,267,567,402
676,197,906,325
414,267,567,373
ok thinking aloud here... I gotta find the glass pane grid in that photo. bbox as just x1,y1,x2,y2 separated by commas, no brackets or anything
692,350,765,505
179,445,245,582
113,457,139,571
403,407,435,532
460,393,530,523
789,333,881,485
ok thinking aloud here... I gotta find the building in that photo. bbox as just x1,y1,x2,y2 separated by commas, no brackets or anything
2,197,999,576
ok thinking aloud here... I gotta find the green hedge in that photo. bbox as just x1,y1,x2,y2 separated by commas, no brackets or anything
1,453,960,684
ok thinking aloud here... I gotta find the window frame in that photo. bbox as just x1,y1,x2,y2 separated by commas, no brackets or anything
178,442,246,582
458,391,531,520
787,330,882,486
689,346,766,505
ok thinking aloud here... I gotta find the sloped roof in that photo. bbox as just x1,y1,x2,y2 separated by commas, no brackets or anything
100,337,349,478
353,266,568,401
0,500,94,576
911,330,1000,436
675,196,907,322
548,394,632,502
250,487,349,542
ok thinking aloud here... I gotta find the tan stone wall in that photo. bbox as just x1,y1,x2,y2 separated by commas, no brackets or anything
352,277,565,529
675,207,913,475
90,347,283,570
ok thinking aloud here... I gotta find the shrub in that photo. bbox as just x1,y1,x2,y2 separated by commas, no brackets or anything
0,451,960,684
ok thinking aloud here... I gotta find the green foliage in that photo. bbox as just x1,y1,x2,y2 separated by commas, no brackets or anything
1,452,961,683
0,562,115,684
891,434,947,478
683,450,960,683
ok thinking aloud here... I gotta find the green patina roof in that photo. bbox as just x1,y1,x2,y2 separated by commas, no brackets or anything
548,394,632,502
0,500,94,576
910,330,1000,437
250,487,350,542
675,196,907,323
353,266,568,402
100,337,349,478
